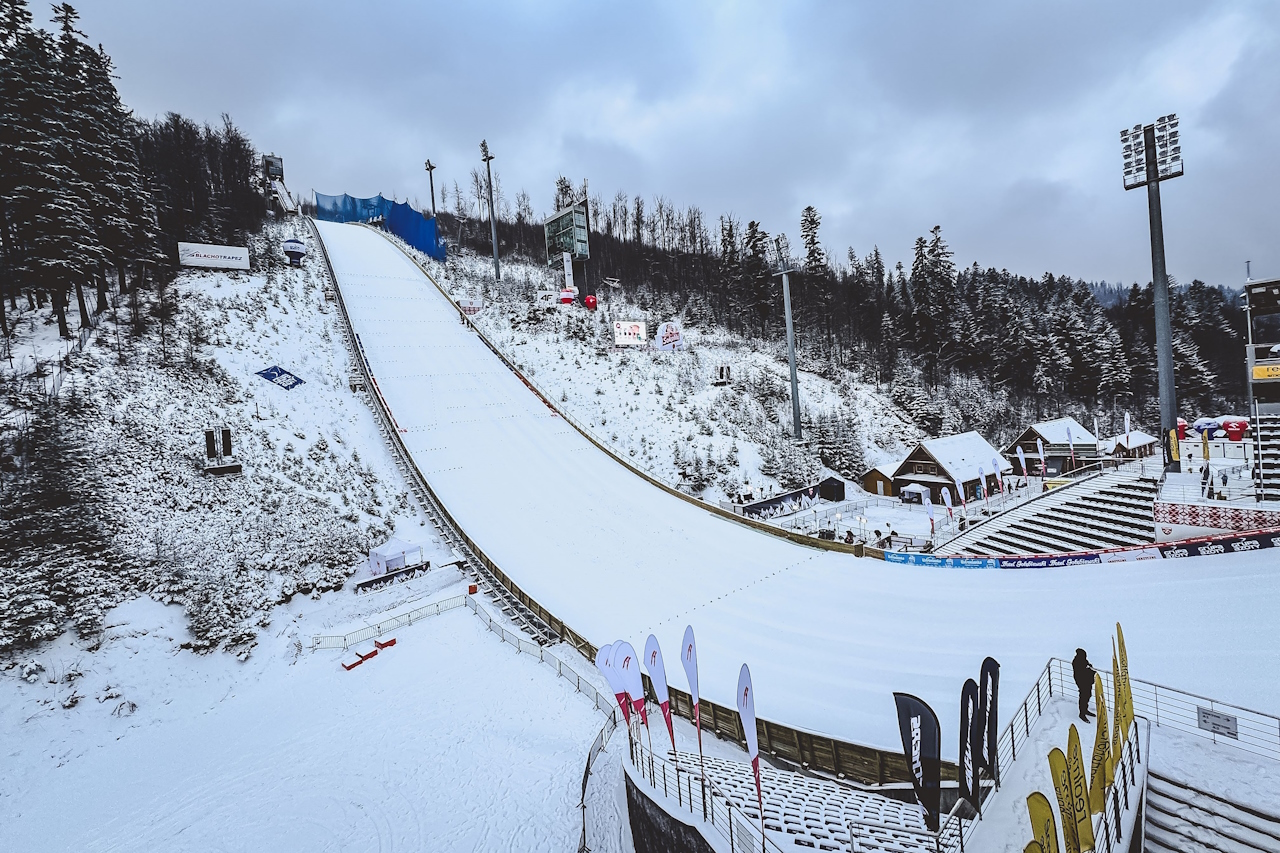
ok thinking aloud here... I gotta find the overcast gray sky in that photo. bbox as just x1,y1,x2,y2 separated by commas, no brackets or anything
44,0,1280,287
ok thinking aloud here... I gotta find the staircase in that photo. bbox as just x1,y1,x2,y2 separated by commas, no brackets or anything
1145,770,1280,853
941,465,1161,556
1255,407,1280,502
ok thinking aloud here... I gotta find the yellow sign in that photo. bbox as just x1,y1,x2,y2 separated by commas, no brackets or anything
1049,748,1080,853
1253,364,1280,381
1027,791,1062,853
1169,428,1180,461
1117,622,1133,739
1090,674,1111,815
1067,726,1096,851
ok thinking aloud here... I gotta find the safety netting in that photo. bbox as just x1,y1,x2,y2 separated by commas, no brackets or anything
314,191,445,260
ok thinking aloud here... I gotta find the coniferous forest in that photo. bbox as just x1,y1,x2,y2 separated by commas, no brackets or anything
443,175,1246,444
0,1,264,342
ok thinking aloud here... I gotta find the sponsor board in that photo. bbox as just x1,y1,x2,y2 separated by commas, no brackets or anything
997,554,1102,569
613,320,647,347
655,321,684,351
884,552,1000,569
178,241,250,270
1099,547,1163,562
255,365,304,390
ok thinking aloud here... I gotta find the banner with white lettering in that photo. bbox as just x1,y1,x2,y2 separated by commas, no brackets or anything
681,625,705,781
178,241,250,270
893,692,942,831
644,634,676,754
959,678,981,815
655,321,684,351
979,656,1000,784
736,664,763,815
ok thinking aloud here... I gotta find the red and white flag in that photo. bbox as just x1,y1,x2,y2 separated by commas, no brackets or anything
737,664,763,816
614,640,648,726
595,643,630,723
992,457,1003,493
942,488,953,519
923,494,935,535
1036,438,1046,476
681,625,703,771
644,634,676,755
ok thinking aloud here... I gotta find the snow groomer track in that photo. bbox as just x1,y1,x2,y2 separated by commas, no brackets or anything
311,219,1280,757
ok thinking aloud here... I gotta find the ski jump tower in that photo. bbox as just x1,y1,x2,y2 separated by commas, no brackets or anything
1245,277,1280,501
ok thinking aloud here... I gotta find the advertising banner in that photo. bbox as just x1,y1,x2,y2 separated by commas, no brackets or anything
884,552,1000,569
595,643,630,723
998,554,1102,569
681,625,704,771
1089,673,1111,814
980,656,1000,781
1048,747,1080,853
562,251,574,292
1066,726,1095,851
656,321,684,351
613,320,647,347
736,664,763,814
613,640,648,724
893,692,942,831
644,634,676,754
178,241,250,270
1099,547,1162,562
256,365,305,390
1026,791,1061,853
959,678,981,815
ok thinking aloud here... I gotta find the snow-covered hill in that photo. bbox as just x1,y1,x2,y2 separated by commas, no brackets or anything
408,246,923,506
1,219,432,656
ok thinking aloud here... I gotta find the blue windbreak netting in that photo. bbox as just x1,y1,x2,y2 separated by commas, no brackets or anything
387,201,445,261
314,192,446,260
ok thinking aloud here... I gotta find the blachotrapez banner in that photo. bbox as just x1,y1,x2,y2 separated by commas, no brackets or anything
315,192,446,261
893,692,942,831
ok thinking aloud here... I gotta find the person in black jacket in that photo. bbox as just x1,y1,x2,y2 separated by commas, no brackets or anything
1073,648,1097,722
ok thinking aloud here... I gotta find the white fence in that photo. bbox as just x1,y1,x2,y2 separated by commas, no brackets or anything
309,594,467,650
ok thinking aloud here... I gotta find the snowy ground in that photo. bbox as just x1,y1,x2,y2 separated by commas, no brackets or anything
0,569,610,851
317,220,1280,761
422,247,922,507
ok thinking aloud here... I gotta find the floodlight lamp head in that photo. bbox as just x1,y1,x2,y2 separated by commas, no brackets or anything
424,159,435,172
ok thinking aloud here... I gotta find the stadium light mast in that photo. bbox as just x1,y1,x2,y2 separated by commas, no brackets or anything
1120,114,1183,472
423,159,437,219
772,236,802,441
480,140,501,281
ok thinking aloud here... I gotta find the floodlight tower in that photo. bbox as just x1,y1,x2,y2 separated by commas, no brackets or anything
1120,114,1183,472
480,140,501,281
423,159,437,218
772,236,802,441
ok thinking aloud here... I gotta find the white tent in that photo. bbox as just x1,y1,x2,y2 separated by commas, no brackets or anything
368,538,426,576
900,483,930,504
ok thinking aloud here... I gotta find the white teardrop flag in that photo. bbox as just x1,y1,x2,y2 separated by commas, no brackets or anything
737,663,763,815
992,457,1003,492
1036,438,1046,475
614,640,648,725
681,625,703,771
942,487,953,518
644,634,676,754
923,494,934,535
1016,446,1027,478
596,643,630,724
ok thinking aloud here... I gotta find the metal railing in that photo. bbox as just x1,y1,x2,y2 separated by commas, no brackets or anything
1093,719,1148,853
309,594,467,650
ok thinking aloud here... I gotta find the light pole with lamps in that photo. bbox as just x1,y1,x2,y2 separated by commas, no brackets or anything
772,235,801,441
479,140,501,281
423,159,437,219
1120,114,1183,471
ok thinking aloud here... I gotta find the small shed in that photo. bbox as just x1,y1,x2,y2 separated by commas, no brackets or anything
368,538,426,576
1005,416,1099,476
900,483,930,504
861,463,898,497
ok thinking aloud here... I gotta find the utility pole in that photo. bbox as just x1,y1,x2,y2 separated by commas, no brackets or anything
1120,114,1182,472
480,140,500,281
773,236,802,441
423,159,437,218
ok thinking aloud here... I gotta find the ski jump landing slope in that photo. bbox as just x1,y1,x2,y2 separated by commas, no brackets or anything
315,220,1280,756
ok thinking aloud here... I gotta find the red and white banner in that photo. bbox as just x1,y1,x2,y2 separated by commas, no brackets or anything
942,488,953,519
681,625,703,767
1016,446,1027,477
1036,438,1046,475
992,457,1003,492
595,643,630,723
614,640,648,725
737,663,763,814
644,634,676,753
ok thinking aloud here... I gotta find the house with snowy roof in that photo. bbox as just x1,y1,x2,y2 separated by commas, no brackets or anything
890,431,1012,505
860,462,898,497
1103,430,1158,460
1004,416,1099,476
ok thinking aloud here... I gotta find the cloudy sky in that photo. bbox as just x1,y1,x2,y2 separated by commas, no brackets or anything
45,0,1280,287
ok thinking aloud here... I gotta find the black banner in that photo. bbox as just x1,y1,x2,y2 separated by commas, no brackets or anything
894,692,942,831
958,679,981,815
980,656,1000,784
